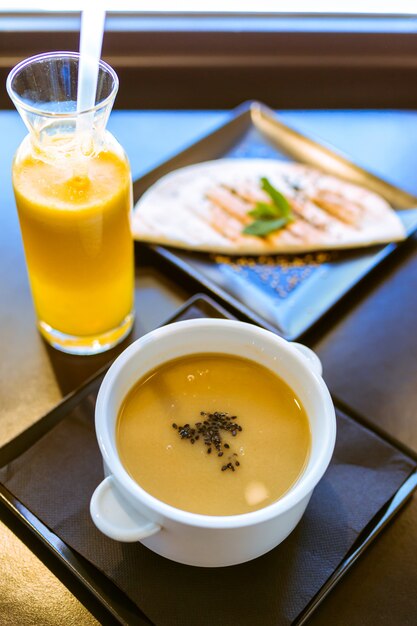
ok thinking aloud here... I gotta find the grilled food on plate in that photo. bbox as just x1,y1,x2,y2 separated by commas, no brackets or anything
132,159,405,255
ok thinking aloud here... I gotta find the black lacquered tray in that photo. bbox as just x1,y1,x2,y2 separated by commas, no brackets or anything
133,101,417,340
0,295,416,626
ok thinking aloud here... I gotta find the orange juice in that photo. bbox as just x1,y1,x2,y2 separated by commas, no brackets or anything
12,135,134,350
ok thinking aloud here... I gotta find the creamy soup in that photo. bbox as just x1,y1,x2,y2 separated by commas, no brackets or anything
116,353,311,516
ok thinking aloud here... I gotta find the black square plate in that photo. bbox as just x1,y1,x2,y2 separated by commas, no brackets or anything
133,102,417,340
0,295,416,626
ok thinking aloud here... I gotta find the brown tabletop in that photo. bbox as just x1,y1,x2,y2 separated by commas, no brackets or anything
1,109,417,625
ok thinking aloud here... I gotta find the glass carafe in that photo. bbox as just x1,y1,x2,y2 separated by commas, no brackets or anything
7,52,134,354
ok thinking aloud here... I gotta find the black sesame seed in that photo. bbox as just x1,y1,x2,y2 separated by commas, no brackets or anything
173,410,242,470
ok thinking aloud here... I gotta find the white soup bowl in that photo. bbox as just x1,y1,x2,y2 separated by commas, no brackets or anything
90,319,336,567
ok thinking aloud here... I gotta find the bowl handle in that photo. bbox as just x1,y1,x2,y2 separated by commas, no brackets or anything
291,342,323,377
90,475,161,542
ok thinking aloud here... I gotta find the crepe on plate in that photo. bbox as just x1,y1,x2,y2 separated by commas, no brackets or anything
132,159,406,255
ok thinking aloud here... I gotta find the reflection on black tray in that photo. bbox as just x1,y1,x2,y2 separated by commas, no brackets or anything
133,102,417,339
0,296,416,626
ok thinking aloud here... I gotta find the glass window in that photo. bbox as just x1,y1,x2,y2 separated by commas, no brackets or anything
1,0,416,110
1,1,416,14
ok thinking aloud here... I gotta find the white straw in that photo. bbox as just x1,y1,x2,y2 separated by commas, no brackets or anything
76,6,106,138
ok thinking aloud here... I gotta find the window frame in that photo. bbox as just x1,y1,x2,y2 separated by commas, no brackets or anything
1,12,417,109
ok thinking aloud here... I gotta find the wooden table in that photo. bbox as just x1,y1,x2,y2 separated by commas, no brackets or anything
1,109,417,625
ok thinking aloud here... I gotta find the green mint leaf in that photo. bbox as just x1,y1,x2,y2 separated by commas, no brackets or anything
248,201,281,220
260,177,292,219
242,177,294,238
243,217,288,237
